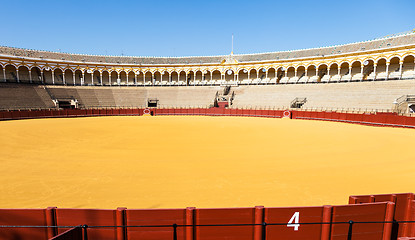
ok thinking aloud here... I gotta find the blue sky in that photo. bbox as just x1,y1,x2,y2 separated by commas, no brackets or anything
2,0,415,57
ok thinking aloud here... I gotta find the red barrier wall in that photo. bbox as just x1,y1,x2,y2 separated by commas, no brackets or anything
50,227,83,240
194,207,257,240
125,208,191,240
55,209,119,240
0,208,52,240
330,202,394,240
265,206,328,240
0,108,414,129
349,193,415,238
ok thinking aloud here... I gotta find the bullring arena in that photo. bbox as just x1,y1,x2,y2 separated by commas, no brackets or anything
1,32,415,240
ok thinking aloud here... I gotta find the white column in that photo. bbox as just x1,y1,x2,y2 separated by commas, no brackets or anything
73,73,76,85
284,70,288,78
100,72,103,85
185,72,188,85
126,73,129,85
81,72,85,85
294,69,297,77
3,68,6,82
194,72,196,85
265,70,268,79
337,67,341,82
360,65,364,81
52,70,56,84
348,66,352,81
385,62,390,80
41,70,44,84
151,72,154,85
109,73,112,85
91,72,94,85
167,72,170,84
315,68,318,78
29,70,32,83
210,72,213,81
135,73,138,85
399,61,403,79
256,71,259,79
62,72,66,85
16,69,20,83
248,72,250,80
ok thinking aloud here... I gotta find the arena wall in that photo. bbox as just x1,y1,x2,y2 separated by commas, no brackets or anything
1,193,414,240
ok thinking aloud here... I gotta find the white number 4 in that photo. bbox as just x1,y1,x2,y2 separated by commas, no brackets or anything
287,212,300,231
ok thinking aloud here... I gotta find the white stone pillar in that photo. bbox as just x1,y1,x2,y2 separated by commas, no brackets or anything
337,67,341,82
16,69,20,83
386,62,390,80
62,72,66,85
194,72,196,85
29,70,32,83
135,73,138,85
348,66,352,81
3,69,6,82
360,65,364,81
73,73,76,86
126,73,129,85
399,61,403,79
284,70,288,78
81,72,85,85
41,70,44,84
185,72,188,85
373,64,377,81
151,72,154,85
100,72,103,85
256,71,259,79
294,69,297,77
91,72,94,85
109,73,112,85
247,72,250,80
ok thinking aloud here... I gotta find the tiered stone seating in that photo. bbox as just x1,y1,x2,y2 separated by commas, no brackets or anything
231,79,415,110
0,83,55,110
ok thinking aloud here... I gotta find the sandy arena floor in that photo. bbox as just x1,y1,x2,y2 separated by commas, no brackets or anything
0,116,414,209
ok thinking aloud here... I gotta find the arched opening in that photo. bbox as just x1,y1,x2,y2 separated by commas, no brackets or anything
110,71,118,86
402,55,415,79
307,65,318,83
84,70,92,85
376,58,387,80
75,70,83,85
317,64,328,83
225,69,234,82
238,69,248,84
0,65,4,82
54,68,64,85
258,68,266,81
64,69,74,85
328,63,339,82
5,65,17,82
267,68,276,84
195,70,203,85
178,71,186,85
18,66,30,83
153,71,162,85
135,71,144,85
276,67,285,83
93,70,101,85
203,70,211,84
339,62,350,82
212,70,221,83
350,61,362,81
43,67,53,84
144,72,152,85
388,57,401,80
362,59,375,80
128,71,135,85
119,71,127,85
170,71,178,84
102,71,109,85
296,66,306,83
286,67,295,84
187,71,194,85
249,69,258,84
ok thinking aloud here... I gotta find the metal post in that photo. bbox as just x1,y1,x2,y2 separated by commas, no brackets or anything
173,223,177,240
83,225,88,240
347,220,353,240
262,222,267,240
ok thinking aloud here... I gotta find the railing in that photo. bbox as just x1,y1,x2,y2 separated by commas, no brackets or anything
1,220,414,240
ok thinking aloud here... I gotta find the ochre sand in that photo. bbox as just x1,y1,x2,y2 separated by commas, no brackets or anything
0,116,414,209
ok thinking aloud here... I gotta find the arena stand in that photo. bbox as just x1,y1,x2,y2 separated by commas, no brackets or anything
1,32,415,239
